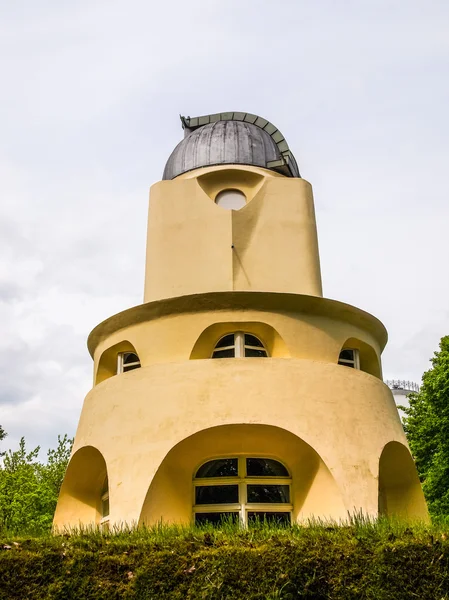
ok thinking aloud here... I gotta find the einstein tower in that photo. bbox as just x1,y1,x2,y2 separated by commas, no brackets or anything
54,112,427,528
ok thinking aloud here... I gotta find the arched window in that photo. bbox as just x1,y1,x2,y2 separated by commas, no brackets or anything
100,477,109,530
193,457,292,525
211,333,268,359
117,352,141,374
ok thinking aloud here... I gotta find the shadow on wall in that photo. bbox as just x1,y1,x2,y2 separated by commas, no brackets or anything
138,424,346,526
53,446,108,529
95,340,139,385
378,441,428,521
190,322,289,359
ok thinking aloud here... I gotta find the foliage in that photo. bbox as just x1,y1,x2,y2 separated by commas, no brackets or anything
402,335,449,516
0,425,6,458
0,433,73,534
0,519,448,599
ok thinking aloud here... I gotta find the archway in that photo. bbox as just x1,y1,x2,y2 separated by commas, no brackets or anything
190,322,289,359
378,441,428,520
95,340,140,384
53,446,109,529
339,337,381,378
138,424,346,525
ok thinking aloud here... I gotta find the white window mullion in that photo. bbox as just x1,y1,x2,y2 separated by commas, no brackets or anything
238,456,246,525
235,332,245,358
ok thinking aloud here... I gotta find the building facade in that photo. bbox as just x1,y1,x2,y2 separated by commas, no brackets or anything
54,112,428,528
386,380,420,421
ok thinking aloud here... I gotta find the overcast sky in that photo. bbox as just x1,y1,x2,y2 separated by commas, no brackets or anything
1,0,448,456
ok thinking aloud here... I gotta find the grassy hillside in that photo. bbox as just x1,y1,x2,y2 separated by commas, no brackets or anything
1,519,449,599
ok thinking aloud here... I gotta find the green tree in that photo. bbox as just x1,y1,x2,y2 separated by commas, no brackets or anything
402,335,449,516
0,425,6,457
0,434,73,533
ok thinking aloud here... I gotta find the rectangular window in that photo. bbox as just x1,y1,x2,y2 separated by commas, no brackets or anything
195,512,239,525
247,485,290,504
117,352,141,374
211,348,235,359
247,512,291,525
338,348,360,369
195,485,239,505
101,496,110,518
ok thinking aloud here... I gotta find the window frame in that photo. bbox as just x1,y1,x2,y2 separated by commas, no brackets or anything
211,332,268,359
338,348,360,369
100,478,110,530
193,456,292,526
117,351,141,374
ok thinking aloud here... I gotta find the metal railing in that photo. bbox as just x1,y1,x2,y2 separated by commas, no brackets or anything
385,380,420,393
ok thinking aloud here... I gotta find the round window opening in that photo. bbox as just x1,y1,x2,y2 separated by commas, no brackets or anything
215,189,246,210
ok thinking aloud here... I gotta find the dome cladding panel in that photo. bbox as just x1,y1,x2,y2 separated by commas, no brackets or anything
163,121,283,180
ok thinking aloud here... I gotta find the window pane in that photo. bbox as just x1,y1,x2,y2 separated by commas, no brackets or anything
212,348,235,359
244,334,264,348
338,361,354,368
123,353,139,364
339,349,354,361
247,485,290,503
246,458,289,477
215,335,235,349
247,512,291,525
244,348,267,358
195,512,239,525
196,458,238,478
123,363,141,372
195,485,239,505
102,497,110,518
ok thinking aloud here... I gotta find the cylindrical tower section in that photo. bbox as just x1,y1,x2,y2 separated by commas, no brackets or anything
55,112,428,530
144,166,323,302
385,380,420,420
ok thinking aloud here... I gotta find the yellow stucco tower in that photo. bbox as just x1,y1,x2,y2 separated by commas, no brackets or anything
54,112,428,529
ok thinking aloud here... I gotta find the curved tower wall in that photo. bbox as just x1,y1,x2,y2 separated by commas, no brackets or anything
54,114,428,529
144,166,322,302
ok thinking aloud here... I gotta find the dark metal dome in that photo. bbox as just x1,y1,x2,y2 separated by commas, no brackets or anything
163,112,300,180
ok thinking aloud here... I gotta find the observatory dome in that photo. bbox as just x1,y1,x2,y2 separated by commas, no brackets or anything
163,113,300,180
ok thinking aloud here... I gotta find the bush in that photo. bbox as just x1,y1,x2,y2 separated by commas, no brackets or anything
1,519,449,599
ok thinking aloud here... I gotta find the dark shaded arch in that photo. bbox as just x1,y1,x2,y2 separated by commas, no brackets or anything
339,337,381,378
95,340,139,385
53,446,108,529
190,322,289,359
138,424,346,526
378,441,428,520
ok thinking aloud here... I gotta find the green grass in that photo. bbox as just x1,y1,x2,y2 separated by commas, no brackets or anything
1,517,449,599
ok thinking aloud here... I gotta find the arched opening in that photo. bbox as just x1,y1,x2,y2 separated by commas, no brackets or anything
95,340,141,385
190,322,289,360
138,424,346,526
338,337,381,378
212,332,268,358
378,441,428,520
53,446,109,529
196,168,266,205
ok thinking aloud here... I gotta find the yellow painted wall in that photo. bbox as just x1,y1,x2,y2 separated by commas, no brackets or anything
139,425,347,525
54,356,428,528
55,159,428,529
89,292,385,385
144,166,322,303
